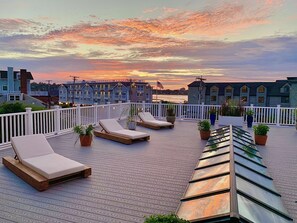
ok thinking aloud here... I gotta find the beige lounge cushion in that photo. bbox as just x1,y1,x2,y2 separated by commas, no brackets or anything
139,112,172,126
11,134,54,162
22,153,85,179
139,112,156,122
99,119,124,133
111,129,149,139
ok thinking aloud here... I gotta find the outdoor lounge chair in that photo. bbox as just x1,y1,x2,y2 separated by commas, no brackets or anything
93,119,150,144
137,112,174,130
2,134,91,191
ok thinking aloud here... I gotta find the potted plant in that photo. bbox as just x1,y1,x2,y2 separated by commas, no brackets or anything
73,124,94,146
209,107,217,125
127,106,136,130
253,124,270,145
198,120,211,140
144,214,189,223
246,109,254,128
218,99,244,126
166,104,176,124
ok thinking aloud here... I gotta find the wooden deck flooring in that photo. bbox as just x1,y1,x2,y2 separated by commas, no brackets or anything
0,121,296,222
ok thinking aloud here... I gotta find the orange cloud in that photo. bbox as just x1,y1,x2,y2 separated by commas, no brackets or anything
41,1,281,48
118,3,274,36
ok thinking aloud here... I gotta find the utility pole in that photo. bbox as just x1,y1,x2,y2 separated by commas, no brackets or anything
46,80,52,108
196,75,206,104
69,76,79,105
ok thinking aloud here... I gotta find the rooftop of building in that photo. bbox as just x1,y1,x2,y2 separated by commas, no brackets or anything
0,121,296,222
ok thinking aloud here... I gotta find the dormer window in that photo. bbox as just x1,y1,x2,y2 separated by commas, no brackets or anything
241,85,248,93
257,85,265,93
280,85,290,93
225,86,233,93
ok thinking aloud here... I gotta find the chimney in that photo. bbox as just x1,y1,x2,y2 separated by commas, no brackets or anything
20,69,28,94
7,67,14,92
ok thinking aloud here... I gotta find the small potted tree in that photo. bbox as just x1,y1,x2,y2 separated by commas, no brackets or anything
166,104,176,124
246,109,254,128
127,106,136,130
209,107,217,125
73,124,94,146
198,120,211,140
253,124,269,145
219,99,244,126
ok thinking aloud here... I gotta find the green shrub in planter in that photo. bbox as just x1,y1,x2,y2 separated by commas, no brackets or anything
198,120,211,131
144,214,190,223
253,124,269,135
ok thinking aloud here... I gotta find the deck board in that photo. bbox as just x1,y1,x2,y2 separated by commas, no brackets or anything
0,121,203,222
0,121,296,222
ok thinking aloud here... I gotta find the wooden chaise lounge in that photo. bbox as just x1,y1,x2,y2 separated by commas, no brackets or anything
93,119,150,145
137,112,174,130
2,134,91,191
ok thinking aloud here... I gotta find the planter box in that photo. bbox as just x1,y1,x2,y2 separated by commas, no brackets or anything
218,115,244,127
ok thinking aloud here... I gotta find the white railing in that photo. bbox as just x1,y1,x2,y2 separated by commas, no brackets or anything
0,101,296,148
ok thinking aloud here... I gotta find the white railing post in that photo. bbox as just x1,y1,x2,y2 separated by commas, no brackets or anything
54,105,60,135
118,101,122,119
276,105,281,126
178,103,182,120
201,102,205,119
107,102,111,119
93,103,98,125
142,101,145,112
158,101,162,118
25,107,33,135
76,104,81,125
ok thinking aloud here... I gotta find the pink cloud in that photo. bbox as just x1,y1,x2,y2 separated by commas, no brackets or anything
143,7,159,14
0,19,37,31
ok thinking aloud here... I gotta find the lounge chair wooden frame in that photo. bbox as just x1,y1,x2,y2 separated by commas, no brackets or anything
93,128,150,145
2,156,91,191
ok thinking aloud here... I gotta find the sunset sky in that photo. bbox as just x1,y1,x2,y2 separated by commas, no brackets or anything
0,0,297,89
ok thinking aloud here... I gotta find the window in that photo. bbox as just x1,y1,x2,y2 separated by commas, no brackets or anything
241,86,248,93
211,87,218,93
2,85,7,91
9,96,14,101
211,96,217,102
281,97,289,103
137,85,144,91
257,86,265,93
258,96,265,103
15,95,20,100
280,85,290,93
225,86,232,93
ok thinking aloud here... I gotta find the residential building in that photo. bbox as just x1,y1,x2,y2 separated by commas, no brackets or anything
0,67,44,107
59,80,152,105
188,77,297,107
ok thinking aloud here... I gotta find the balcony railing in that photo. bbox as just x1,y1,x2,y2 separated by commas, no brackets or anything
0,102,296,148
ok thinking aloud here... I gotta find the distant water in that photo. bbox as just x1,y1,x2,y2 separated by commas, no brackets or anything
153,94,188,103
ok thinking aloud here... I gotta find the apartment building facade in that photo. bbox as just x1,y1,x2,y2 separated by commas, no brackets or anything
59,80,153,105
188,77,297,107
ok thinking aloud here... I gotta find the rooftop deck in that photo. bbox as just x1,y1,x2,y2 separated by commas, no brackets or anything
0,121,296,222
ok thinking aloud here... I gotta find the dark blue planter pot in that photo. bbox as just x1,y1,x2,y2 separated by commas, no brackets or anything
210,114,216,125
247,115,253,128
